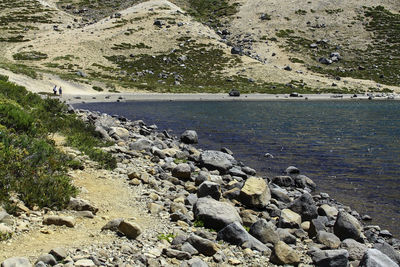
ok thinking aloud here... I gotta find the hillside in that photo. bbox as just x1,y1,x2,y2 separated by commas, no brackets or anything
0,0,399,94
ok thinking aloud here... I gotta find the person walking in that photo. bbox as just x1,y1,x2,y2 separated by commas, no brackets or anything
58,87,62,95
53,85,57,95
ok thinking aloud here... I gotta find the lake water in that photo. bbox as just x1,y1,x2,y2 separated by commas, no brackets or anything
74,100,400,237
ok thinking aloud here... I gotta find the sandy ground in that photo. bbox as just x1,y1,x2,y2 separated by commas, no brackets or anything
0,135,157,262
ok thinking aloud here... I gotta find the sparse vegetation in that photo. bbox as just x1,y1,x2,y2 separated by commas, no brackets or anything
0,78,116,213
295,9,307,15
13,51,48,61
187,0,240,29
157,233,176,243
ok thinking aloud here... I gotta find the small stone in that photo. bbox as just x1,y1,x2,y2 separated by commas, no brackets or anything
74,259,95,267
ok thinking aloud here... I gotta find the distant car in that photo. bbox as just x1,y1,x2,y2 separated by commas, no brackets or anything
229,89,240,97
289,92,299,97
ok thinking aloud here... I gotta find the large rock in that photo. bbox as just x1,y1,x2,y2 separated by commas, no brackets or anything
199,150,236,173
180,130,198,144
197,181,221,200
49,247,68,261
334,211,362,240
194,198,242,230
271,241,301,265
217,222,270,252
340,238,368,261
172,163,191,180
309,216,328,238
188,234,218,256
249,219,280,244
278,209,301,228
311,249,349,267
270,187,291,203
109,126,129,141
68,198,98,214
163,248,191,260
117,220,142,239
318,204,338,219
35,254,57,266
239,177,270,208
43,216,75,228
359,249,398,267
317,231,341,249
374,242,400,265
101,218,124,231
1,257,31,267
0,211,13,225
129,138,152,151
272,176,293,187
288,192,318,221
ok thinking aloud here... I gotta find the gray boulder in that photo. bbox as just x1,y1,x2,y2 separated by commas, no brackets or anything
334,211,362,240
249,219,279,244
317,231,341,249
35,254,57,266
68,198,98,214
285,166,300,174
197,181,221,200
374,242,400,265
272,176,293,187
288,192,318,221
359,249,398,267
163,248,191,260
101,218,123,231
340,238,368,261
1,257,31,267
172,163,191,180
199,150,236,173
311,249,349,267
118,220,142,239
239,177,271,208
180,130,198,144
129,138,153,151
186,258,208,267
217,222,270,252
278,209,301,228
188,234,218,256
271,241,301,265
194,198,242,230
49,247,68,261
43,216,74,228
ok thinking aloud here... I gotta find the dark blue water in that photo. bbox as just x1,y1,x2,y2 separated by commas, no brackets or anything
74,100,400,237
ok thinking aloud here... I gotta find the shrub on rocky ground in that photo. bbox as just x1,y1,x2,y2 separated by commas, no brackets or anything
0,79,116,212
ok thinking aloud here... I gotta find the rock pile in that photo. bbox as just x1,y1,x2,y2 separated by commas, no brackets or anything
1,107,399,267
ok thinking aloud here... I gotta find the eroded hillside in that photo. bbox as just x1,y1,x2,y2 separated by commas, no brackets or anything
0,0,399,94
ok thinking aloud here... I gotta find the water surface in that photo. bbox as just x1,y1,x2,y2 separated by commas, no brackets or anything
74,100,400,237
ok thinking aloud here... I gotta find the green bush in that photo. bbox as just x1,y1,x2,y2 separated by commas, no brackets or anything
0,74,8,82
0,79,116,211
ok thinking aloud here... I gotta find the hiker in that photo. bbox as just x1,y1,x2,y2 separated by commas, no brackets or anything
58,87,62,95
53,85,57,95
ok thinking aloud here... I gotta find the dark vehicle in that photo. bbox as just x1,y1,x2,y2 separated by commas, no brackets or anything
229,89,240,97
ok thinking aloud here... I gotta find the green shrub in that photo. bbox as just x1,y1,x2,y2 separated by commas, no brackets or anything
13,51,48,61
92,86,104,92
0,74,8,82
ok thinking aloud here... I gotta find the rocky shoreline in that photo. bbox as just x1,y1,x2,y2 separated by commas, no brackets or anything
1,106,400,267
